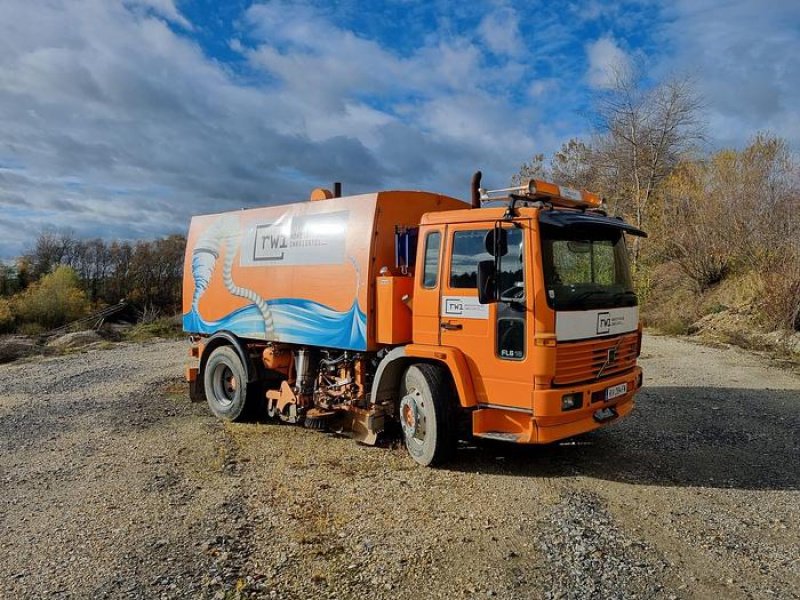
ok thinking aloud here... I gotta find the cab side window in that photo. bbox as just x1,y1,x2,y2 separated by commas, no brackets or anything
450,229,491,288
422,231,441,288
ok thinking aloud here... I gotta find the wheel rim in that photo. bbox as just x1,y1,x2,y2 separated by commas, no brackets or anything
400,389,427,448
211,363,237,408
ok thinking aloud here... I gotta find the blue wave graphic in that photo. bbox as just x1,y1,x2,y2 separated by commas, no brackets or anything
183,298,367,351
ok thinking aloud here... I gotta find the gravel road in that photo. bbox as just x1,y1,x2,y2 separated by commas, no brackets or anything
1,334,798,599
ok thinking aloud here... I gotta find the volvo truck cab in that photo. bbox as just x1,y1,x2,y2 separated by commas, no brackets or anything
407,178,646,450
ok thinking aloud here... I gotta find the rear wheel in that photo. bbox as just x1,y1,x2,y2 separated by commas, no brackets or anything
204,346,250,421
399,364,457,466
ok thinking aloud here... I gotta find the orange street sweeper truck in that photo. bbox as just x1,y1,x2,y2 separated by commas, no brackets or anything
183,174,646,466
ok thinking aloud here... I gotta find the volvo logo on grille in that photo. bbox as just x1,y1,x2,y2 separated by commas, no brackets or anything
597,338,623,379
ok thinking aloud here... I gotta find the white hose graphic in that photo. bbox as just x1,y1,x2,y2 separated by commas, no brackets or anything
348,256,361,296
221,235,274,334
191,215,275,337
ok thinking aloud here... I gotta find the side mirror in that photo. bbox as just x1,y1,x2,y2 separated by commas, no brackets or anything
477,260,498,304
484,227,508,257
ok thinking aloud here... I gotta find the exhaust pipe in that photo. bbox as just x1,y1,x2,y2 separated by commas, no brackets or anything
471,171,482,209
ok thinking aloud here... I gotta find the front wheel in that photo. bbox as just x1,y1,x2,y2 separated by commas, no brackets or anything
203,346,251,421
399,364,457,466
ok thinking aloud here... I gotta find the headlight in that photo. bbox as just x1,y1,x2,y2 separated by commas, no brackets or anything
561,392,583,411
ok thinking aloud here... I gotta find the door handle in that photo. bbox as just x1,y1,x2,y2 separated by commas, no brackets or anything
441,322,463,331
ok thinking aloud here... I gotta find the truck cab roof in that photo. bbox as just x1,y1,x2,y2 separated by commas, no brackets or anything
420,203,647,237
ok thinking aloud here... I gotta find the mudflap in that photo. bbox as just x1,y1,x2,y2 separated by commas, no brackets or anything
188,370,205,402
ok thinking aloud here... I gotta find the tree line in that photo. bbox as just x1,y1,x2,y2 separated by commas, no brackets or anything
515,66,800,334
0,233,185,333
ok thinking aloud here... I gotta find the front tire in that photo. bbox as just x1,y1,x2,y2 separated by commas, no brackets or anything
204,346,250,421
399,364,457,466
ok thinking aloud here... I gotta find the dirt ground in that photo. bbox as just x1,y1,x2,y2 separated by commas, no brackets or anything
1,334,798,599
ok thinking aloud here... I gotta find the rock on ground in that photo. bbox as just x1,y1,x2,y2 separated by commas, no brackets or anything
0,335,41,363
47,330,103,350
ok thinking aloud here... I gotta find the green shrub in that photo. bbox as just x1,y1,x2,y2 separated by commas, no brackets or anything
13,266,91,330
0,298,14,332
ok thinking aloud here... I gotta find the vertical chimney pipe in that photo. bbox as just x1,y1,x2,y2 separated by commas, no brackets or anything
471,171,482,209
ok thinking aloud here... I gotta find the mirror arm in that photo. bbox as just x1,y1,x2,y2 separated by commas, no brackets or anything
494,249,501,302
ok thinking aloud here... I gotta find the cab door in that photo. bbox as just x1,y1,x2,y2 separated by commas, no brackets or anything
439,221,533,411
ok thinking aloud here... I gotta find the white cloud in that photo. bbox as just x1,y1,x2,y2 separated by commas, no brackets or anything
568,0,622,23
243,2,535,157
655,0,800,149
528,78,558,98
126,0,192,29
585,35,630,89
478,5,522,57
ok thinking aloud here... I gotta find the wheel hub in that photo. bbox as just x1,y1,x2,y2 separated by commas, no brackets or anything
399,391,425,440
212,364,237,408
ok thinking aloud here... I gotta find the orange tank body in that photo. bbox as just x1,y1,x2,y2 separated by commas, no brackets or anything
182,191,466,351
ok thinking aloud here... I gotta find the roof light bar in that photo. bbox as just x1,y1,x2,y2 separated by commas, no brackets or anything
480,179,602,209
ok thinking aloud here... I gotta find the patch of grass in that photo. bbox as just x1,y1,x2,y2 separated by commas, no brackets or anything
124,315,184,342
707,302,728,314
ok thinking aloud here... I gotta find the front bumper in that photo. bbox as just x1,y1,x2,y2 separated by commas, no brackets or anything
472,367,642,444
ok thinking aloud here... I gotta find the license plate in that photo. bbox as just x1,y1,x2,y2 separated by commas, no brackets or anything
605,383,628,401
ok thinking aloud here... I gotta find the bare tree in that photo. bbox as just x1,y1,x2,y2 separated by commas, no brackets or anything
511,153,549,185
551,138,600,190
592,67,704,267
26,229,78,280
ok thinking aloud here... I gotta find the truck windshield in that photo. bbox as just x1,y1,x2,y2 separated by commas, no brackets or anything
540,225,636,310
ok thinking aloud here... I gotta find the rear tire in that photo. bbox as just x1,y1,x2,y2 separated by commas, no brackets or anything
399,363,457,466
204,346,251,421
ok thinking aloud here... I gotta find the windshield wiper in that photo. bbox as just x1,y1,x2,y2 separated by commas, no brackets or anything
610,290,638,305
571,290,609,302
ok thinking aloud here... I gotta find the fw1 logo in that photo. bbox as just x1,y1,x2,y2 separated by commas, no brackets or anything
255,223,287,261
596,311,625,335
597,312,611,335
445,299,464,315
246,211,348,267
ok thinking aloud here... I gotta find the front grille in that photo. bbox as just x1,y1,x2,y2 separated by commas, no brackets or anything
554,333,638,385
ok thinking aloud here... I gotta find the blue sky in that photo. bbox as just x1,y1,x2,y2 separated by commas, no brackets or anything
0,0,798,257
